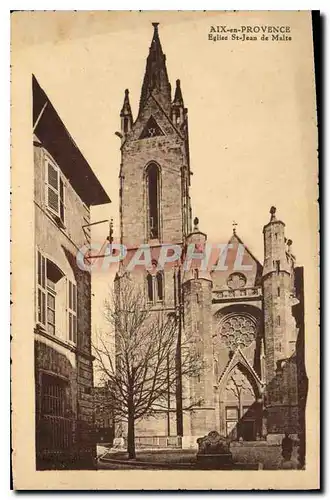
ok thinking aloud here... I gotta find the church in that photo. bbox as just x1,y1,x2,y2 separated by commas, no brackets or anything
116,23,307,449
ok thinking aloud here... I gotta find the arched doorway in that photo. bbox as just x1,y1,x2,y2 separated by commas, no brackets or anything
217,352,264,441
224,365,259,441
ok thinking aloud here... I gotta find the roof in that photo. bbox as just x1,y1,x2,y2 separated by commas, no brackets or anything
228,231,263,269
32,75,111,206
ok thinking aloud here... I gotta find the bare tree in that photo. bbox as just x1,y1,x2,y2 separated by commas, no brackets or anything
93,275,202,459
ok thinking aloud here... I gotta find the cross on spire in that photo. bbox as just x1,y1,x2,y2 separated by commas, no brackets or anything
232,221,238,235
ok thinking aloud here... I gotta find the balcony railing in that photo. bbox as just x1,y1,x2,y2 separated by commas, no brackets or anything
212,286,262,300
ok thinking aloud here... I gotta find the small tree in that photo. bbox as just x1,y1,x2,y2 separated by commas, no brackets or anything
94,276,202,459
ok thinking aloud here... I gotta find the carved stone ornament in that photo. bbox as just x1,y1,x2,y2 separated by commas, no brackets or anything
227,272,247,289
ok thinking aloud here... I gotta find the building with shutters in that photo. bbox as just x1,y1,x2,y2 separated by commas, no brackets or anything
33,76,110,469
115,23,307,454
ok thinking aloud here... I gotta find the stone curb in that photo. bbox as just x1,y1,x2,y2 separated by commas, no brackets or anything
99,455,262,470
99,455,193,469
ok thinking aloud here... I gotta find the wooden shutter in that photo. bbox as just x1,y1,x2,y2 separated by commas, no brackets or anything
47,161,59,215
59,177,65,224
37,250,46,326
68,281,77,343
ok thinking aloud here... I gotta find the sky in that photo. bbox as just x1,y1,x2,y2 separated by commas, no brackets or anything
12,10,318,336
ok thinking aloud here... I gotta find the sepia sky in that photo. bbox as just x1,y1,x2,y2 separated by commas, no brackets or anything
12,10,318,332
10,12,320,486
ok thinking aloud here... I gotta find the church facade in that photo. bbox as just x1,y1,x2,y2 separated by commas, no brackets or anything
116,23,306,448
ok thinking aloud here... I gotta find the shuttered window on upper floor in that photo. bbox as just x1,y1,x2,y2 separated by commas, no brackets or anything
46,159,65,226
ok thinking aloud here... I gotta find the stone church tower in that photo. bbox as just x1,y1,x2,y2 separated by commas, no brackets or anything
117,23,306,448
119,22,191,251
118,22,192,438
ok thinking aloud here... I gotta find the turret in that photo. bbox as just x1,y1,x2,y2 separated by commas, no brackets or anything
120,89,133,141
262,207,299,438
262,206,297,364
181,217,215,442
262,206,291,278
172,79,186,128
182,217,211,284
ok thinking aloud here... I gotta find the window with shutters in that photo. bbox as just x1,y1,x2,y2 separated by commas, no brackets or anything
36,251,65,337
46,158,65,225
68,281,77,343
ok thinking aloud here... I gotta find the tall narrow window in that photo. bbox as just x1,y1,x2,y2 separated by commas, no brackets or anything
123,117,128,134
276,260,280,274
146,163,160,239
68,281,77,343
156,272,163,301
277,315,281,326
147,273,153,303
146,271,165,304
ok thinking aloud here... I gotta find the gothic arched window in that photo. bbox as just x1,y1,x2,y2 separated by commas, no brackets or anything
156,272,163,301
146,270,164,304
146,163,160,240
147,273,153,303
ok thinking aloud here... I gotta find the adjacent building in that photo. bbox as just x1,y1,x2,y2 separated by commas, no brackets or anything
33,75,110,469
93,385,115,445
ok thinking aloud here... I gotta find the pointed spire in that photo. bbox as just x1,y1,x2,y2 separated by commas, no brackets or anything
139,23,172,115
120,89,133,137
173,79,184,106
120,89,132,118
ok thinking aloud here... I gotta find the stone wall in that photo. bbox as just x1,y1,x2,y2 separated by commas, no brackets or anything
183,276,216,438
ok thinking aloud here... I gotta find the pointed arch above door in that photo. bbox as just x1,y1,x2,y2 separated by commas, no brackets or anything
218,347,264,399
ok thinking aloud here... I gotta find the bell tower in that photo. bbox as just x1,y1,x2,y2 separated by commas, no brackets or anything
119,22,192,250
117,22,193,440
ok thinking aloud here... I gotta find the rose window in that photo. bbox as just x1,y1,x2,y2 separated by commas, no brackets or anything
219,314,256,349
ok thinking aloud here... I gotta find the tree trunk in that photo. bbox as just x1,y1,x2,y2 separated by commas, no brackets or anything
127,412,136,459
